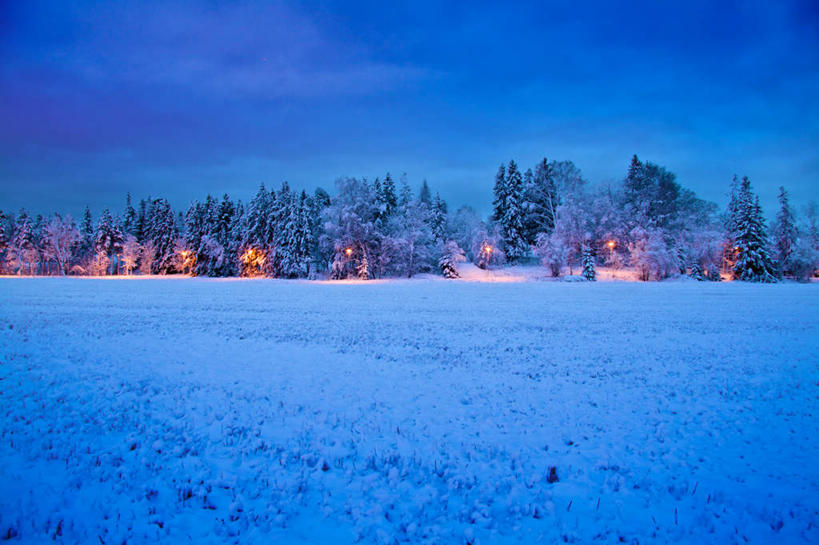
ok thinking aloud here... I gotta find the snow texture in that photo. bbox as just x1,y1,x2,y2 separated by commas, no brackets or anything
1,277,817,544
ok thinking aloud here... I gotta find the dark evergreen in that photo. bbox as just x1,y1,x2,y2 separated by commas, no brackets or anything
122,193,137,236
773,186,797,276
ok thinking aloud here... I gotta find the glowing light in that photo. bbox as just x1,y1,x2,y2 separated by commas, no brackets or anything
607,240,615,249
242,248,266,265
483,245,493,254
345,247,353,257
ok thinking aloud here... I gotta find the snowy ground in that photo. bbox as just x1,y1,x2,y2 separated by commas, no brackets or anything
1,276,817,544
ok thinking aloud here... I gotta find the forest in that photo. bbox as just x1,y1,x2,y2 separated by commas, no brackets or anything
1,155,817,282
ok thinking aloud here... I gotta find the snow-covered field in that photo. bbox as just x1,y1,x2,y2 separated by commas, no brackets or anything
1,277,817,544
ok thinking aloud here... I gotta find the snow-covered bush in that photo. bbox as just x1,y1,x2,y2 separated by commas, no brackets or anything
534,231,569,277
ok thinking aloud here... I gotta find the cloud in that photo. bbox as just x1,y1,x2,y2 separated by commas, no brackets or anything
1,1,428,101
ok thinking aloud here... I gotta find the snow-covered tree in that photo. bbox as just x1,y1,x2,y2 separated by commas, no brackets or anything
322,177,380,280
43,214,80,275
280,191,312,277
419,179,432,205
522,158,560,243
144,199,177,274
534,231,569,277
378,173,398,218
492,163,507,225
80,206,94,258
94,209,124,274
629,228,676,281
789,237,819,282
472,227,504,270
772,186,798,277
139,241,156,275
122,193,137,237
581,246,596,281
0,210,8,274
6,210,37,275
88,251,110,276
729,177,777,282
499,160,528,261
121,235,140,275
135,199,148,243
439,240,465,279
430,193,448,242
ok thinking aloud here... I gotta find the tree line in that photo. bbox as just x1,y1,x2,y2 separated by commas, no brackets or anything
1,156,817,281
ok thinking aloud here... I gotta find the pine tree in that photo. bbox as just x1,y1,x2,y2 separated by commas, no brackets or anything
94,209,124,274
431,193,447,242
492,163,507,223
501,160,528,261
419,179,432,205
145,198,177,274
773,186,797,277
689,262,704,281
380,173,398,217
581,245,596,281
135,199,148,242
731,177,777,282
81,206,94,256
281,190,311,278
122,193,137,236
0,210,8,272
398,174,412,208
9,210,35,274
522,158,560,243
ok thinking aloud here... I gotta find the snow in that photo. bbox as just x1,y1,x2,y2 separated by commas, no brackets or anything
1,277,817,544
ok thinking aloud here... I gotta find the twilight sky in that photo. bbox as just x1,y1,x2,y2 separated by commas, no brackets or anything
1,0,817,218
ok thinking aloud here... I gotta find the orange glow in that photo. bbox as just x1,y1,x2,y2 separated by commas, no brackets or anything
483,245,492,254
345,247,353,257
242,248,266,265
607,240,615,249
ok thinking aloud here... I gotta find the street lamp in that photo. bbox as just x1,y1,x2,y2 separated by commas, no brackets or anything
606,240,616,279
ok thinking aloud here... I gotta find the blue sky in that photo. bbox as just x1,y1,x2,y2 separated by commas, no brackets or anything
1,0,817,218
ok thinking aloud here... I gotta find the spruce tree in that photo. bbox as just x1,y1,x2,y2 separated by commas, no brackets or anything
94,209,124,273
419,179,432,205
492,163,507,223
501,160,528,261
123,193,137,236
582,246,596,281
0,210,8,266
522,158,560,243
398,174,412,207
135,199,148,242
773,186,797,276
732,177,777,282
81,206,94,256
431,193,447,242
145,198,177,274
380,173,398,217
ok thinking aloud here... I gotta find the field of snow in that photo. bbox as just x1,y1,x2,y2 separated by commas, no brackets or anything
1,276,817,544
